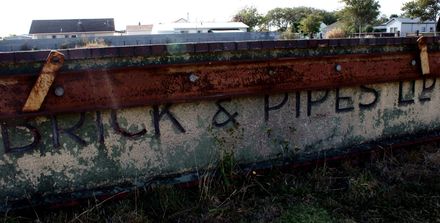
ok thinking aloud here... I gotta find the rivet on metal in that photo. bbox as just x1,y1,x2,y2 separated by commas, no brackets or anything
268,69,276,76
54,86,65,97
189,74,199,83
335,64,342,72
51,56,60,64
411,60,417,66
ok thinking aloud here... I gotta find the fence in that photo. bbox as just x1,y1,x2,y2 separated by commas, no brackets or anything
0,32,279,52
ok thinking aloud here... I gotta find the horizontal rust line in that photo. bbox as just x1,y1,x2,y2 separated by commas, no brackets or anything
0,36,433,63
0,50,434,119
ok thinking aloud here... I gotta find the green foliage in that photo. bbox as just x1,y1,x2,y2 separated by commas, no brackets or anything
390,14,399,19
264,7,292,32
219,151,236,187
280,27,301,40
299,14,323,36
374,14,389,25
402,0,440,21
335,9,358,33
263,7,337,32
402,0,440,31
319,10,338,25
341,0,381,32
231,6,263,31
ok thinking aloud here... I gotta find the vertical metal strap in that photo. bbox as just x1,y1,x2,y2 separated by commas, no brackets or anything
417,36,430,75
22,50,64,112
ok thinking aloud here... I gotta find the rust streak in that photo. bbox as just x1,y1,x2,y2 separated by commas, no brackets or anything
418,36,430,75
22,51,64,112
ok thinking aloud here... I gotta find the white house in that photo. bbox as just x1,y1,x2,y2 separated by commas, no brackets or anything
374,17,436,37
126,23,153,35
151,22,249,34
317,22,328,38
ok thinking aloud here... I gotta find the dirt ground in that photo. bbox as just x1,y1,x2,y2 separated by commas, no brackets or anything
3,144,440,223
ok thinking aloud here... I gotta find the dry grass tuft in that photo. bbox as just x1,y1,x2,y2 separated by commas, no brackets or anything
76,38,108,48
325,28,346,39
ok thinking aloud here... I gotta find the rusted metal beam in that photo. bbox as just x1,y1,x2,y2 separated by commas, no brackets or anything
0,37,439,119
0,51,434,119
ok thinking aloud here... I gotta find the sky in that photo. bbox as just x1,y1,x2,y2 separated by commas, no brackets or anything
0,0,409,37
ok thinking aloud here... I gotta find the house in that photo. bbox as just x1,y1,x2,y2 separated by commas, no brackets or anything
373,17,436,37
151,22,249,34
29,18,115,39
3,35,32,40
174,18,189,23
126,23,153,35
317,22,328,38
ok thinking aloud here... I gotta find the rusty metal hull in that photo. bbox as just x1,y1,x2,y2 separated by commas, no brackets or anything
0,37,439,119
1,37,440,210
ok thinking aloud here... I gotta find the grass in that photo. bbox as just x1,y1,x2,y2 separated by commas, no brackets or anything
3,144,440,222
276,204,334,223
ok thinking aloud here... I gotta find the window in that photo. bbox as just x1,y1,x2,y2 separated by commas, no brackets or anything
430,27,434,32
422,27,426,32
71,35,77,38
52,35,56,39
64,35,69,38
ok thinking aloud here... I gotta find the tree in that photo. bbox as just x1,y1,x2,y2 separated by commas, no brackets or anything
318,10,338,25
402,0,440,31
374,14,389,25
335,8,358,33
231,6,263,31
299,14,323,38
264,7,291,32
390,14,399,19
263,7,336,33
341,0,381,33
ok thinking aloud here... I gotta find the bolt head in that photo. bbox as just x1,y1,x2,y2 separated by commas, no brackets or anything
411,60,417,66
268,70,276,76
51,56,60,64
54,86,64,97
189,74,199,82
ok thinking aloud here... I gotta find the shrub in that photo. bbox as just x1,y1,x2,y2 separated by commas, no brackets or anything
325,28,346,39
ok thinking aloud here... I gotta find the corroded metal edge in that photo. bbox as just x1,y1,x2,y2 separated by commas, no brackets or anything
0,37,430,63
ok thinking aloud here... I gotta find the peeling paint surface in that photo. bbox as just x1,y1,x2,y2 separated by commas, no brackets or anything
0,79,440,207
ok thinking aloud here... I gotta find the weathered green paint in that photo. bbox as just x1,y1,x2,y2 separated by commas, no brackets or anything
0,79,439,209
